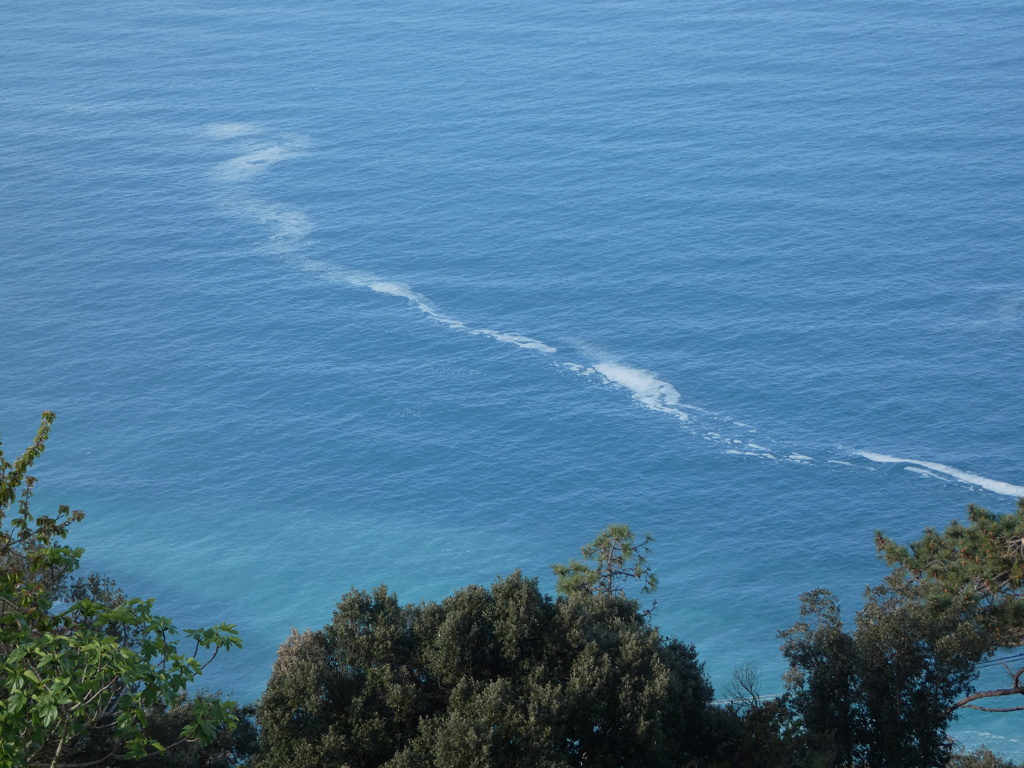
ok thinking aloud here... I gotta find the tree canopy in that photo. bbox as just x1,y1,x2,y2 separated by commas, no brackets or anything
257,571,714,768
779,574,986,768
877,501,1024,712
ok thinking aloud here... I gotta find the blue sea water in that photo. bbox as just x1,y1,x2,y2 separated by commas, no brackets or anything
2,0,1023,755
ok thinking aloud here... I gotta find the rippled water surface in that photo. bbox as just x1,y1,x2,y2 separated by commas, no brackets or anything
2,0,1023,754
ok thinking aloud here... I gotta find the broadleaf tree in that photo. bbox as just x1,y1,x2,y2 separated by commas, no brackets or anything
780,573,987,768
0,412,243,767
256,570,716,768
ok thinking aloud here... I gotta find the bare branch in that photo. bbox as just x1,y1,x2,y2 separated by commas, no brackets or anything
951,685,1024,713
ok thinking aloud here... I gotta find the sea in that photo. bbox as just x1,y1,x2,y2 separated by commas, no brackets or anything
2,0,1022,756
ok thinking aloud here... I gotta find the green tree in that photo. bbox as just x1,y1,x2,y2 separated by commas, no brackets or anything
256,571,714,768
551,524,657,599
706,698,833,768
780,573,986,768
0,412,243,767
778,589,859,766
948,746,1024,768
877,501,1024,712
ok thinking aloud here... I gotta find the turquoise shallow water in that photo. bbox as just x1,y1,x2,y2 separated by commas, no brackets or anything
2,0,1023,754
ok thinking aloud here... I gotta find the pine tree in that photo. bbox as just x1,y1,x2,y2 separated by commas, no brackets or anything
551,524,657,599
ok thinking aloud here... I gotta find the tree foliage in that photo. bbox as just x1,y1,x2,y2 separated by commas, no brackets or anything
780,574,986,768
877,501,1024,712
949,746,1024,768
256,571,714,768
706,698,833,768
551,524,657,600
0,412,243,767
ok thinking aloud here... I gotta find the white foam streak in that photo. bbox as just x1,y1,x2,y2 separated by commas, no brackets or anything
592,362,689,421
473,330,556,353
353,277,461,324
856,452,1024,497
293,257,352,286
209,127,557,357
204,122,260,139
726,449,779,460
359,279,429,304
904,466,946,481
206,123,1022,495
258,207,313,244
302,268,551,351
214,146,294,181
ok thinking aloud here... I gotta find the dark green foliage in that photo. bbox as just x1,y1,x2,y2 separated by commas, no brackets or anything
780,574,986,768
133,699,259,768
705,699,833,768
948,747,1024,768
256,572,714,768
878,501,1024,711
779,589,862,766
877,501,1024,646
56,695,258,768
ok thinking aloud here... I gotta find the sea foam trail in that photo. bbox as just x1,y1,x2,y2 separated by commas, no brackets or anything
257,205,314,246
856,452,1024,498
591,362,691,422
214,146,296,182
204,122,261,139
306,261,556,353
204,130,557,356
205,129,797,461
204,123,1023,496
560,362,789,457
